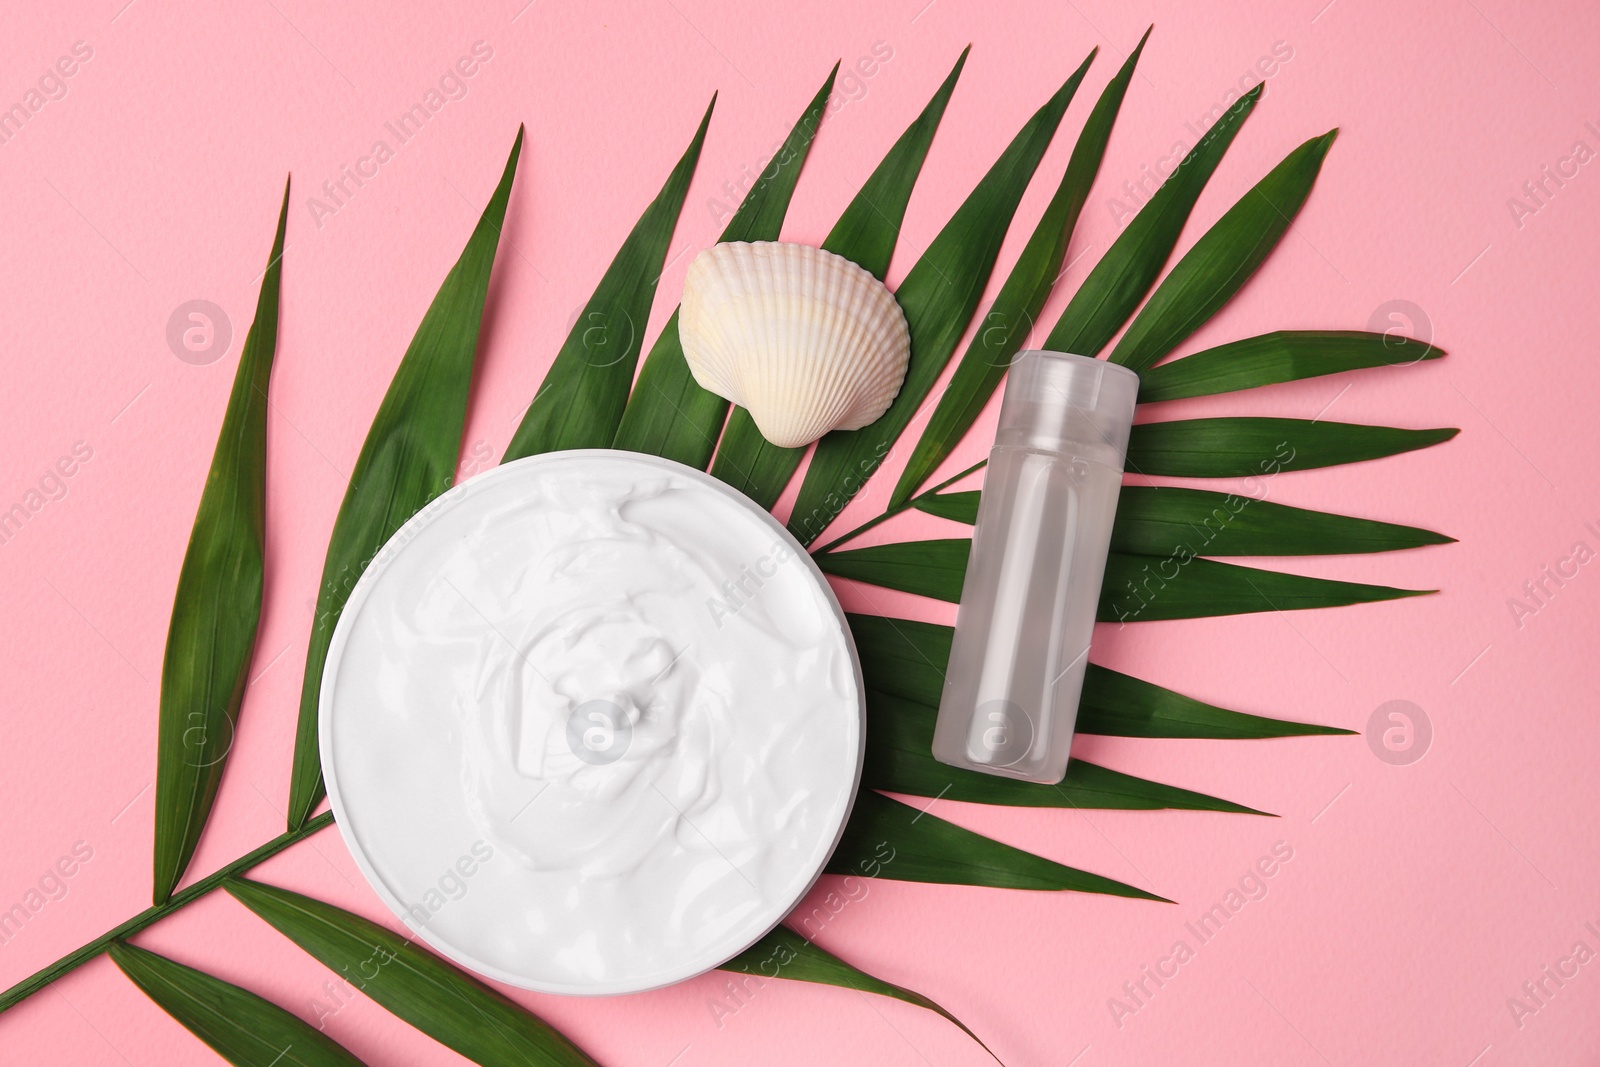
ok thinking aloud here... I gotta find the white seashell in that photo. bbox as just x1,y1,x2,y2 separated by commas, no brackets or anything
679,241,911,449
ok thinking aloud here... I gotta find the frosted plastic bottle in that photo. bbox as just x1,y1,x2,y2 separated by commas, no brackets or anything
931,350,1140,784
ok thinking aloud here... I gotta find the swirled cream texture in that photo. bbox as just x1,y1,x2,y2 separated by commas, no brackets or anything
321,451,863,994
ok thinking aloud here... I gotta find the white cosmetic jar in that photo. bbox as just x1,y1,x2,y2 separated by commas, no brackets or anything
320,450,865,995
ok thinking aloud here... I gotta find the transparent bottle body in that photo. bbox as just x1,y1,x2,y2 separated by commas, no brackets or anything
931,441,1125,784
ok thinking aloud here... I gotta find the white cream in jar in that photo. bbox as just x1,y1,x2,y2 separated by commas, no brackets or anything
320,450,864,995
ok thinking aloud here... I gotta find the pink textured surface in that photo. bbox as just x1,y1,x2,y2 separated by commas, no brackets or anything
1,0,1594,1063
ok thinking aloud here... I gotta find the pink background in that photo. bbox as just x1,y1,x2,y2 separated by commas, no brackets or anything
2,0,1595,1063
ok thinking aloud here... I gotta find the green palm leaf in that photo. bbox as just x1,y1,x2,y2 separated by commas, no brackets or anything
287,129,523,830
1078,663,1352,738
1042,84,1261,356
614,67,838,466
819,537,1428,616
504,100,713,460
912,484,1452,555
721,927,998,1061
847,612,1349,738
830,791,1166,899
226,879,597,1067
816,49,970,282
787,54,1093,546
110,941,365,1066
1125,417,1458,478
153,182,289,904
890,37,1138,506
1137,330,1444,402
911,486,982,523
1109,130,1338,372
1101,552,1429,621
711,48,969,505
1111,485,1452,555
867,689,1266,812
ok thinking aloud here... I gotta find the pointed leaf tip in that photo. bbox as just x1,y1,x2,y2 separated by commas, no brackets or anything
722,929,1003,1064
865,690,1278,815
1108,121,1349,372
831,792,1167,900
505,96,711,461
847,612,1363,740
614,61,838,467
787,50,1089,541
287,132,524,829
709,44,971,504
1044,55,1259,360
153,182,291,900
821,538,1436,618
889,37,1126,503
1138,330,1448,402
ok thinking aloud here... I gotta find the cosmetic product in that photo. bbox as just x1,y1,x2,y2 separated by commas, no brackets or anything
320,451,864,995
931,350,1139,785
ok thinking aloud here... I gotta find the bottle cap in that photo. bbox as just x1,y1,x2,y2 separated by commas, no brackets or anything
994,350,1140,460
